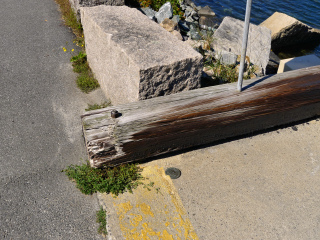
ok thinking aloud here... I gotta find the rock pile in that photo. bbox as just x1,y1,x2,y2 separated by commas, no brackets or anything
139,1,220,42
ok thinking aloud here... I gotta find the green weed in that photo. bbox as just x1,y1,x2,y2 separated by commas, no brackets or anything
96,207,108,236
85,101,111,111
55,0,83,44
62,163,144,196
206,58,238,83
76,73,100,93
138,0,184,17
56,0,99,93
69,52,100,93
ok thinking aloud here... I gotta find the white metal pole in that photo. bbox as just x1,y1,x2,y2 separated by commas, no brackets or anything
237,0,253,92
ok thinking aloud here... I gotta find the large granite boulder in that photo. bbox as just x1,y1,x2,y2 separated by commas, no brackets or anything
81,6,202,105
213,16,271,75
260,12,320,51
69,0,124,19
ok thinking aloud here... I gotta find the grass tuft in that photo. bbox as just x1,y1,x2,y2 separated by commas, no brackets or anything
76,73,100,93
62,163,144,196
55,0,99,93
96,207,108,236
85,101,112,111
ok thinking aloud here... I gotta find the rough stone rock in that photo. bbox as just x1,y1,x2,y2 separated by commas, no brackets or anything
266,51,280,74
195,5,202,11
188,29,201,40
171,30,183,41
180,3,187,11
139,7,156,21
178,21,190,32
215,51,237,65
185,16,196,23
182,35,189,41
69,0,124,19
192,14,199,21
199,13,220,30
185,6,194,16
171,15,180,24
260,12,320,51
184,39,201,49
197,5,216,17
155,2,173,23
81,6,203,105
213,16,271,75
160,18,178,32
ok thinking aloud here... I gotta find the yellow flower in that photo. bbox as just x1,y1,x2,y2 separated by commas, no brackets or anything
71,49,74,52
64,49,67,52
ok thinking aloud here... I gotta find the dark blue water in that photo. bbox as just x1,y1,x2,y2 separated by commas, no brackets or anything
194,0,320,57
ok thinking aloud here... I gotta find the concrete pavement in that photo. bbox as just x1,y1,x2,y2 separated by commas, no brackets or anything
100,117,320,239
0,0,107,239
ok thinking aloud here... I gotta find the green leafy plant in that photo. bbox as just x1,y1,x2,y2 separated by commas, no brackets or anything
85,101,112,111
62,163,144,196
207,58,238,83
96,207,108,236
69,52,100,93
138,0,184,17
76,73,100,93
56,0,99,93
55,0,84,47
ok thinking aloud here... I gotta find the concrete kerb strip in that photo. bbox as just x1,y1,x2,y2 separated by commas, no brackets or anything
97,166,198,239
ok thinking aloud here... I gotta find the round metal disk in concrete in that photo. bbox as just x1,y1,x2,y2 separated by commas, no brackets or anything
165,167,181,179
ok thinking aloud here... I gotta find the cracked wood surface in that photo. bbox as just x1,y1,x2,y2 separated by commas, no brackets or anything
82,66,320,168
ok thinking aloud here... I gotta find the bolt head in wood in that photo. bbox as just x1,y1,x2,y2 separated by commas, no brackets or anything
111,110,119,118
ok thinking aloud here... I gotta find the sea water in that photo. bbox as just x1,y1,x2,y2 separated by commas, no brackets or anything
194,0,320,57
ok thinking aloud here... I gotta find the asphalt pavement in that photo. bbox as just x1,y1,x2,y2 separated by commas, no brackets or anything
0,0,107,239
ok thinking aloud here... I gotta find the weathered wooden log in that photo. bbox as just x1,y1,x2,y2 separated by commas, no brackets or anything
82,66,320,168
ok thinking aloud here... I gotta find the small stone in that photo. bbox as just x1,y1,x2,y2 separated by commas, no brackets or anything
185,16,195,23
215,50,238,65
171,15,180,24
184,39,201,49
185,6,194,15
171,30,183,40
183,0,194,6
190,29,201,40
195,5,202,11
202,41,210,50
199,16,219,29
178,21,190,32
180,4,186,11
140,7,156,21
192,13,199,21
203,66,213,77
155,2,173,23
189,2,197,9
198,5,216,17
160,18,178,32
